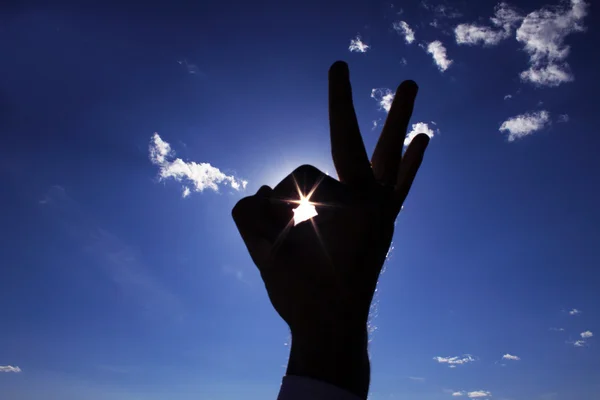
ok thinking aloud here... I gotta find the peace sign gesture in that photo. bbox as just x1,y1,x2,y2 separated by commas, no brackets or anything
232,61,430,399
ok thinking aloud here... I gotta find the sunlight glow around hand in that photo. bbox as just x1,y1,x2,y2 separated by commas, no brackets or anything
292,194,318,225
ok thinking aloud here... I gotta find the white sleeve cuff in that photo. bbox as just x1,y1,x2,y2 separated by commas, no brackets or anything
277,375,363,400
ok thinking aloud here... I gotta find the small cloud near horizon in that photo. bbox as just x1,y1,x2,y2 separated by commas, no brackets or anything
0,365,21,373
434,354,476,367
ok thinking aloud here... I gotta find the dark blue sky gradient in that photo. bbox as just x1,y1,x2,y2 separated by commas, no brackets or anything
1,1,599,399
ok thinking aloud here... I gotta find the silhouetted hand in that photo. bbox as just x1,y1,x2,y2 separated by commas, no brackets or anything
232,61,430,399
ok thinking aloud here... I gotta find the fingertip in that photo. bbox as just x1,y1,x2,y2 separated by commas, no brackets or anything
406,134,430,155
329,60,349,78
255,185,273,198
397,79,419,95
414,133,430,147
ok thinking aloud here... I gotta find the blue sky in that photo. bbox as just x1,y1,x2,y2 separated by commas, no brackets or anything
1,1,599,399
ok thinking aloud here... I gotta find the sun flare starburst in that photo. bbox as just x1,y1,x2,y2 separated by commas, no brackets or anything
288,175,324,226
292,194,318,225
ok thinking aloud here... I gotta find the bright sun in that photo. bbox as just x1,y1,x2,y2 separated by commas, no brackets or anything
292,194,318,226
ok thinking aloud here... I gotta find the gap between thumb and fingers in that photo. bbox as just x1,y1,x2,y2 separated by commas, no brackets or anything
393,133,430,212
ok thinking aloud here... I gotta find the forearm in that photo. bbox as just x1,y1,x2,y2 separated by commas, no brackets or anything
286,325,370,399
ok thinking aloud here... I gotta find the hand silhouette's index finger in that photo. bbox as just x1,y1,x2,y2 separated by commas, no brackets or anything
328,61,374,187
371,80,418,186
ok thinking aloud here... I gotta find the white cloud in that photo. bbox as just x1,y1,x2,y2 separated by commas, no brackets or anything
393,21,415,44
581,331,593,339
451,390,492,398
558,114,569,122
573,340,586,347
569,308,582,315
408,376,425,382
455,3,522,46
434,355,476,367
427,40,453,72
149,132,172,164
468,391,492,398
371,88,395,113
504,94,512,100
149,133,247,196
182,186,191,198
502,353,520,361
550,327,565,331
499,110,550,141
405,122,436,147
520,63,574,86
455,1,588,86
517,0,589,86
349,36,370,53
455,24,510,46
491,2,524,28
400,57,408,65
0,365,21,373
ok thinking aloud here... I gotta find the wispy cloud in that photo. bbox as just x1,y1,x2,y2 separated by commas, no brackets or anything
422,2,463,19
467,390,492,398
408,376,426,382
372,119,381,131
371,88,395,113
0,365,21,373
502,353,520,361
499,110,550,141
39,186,183,318
580,331,593,339
177,59,201,75
549,327,565,331
569,308,582,315
573,340,586,347
222,264,251,285
504,94,512,100
517,0,589,86
426,40,453,72
400,57,408,65
455,3,522,46
393,21,415,44
557,114,570,123
349,35,370,53
405,122,437,146
450,390,492,399
149,133,247,197
434,354,476,367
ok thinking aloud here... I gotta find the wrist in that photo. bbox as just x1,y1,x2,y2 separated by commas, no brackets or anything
287,324,370,399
